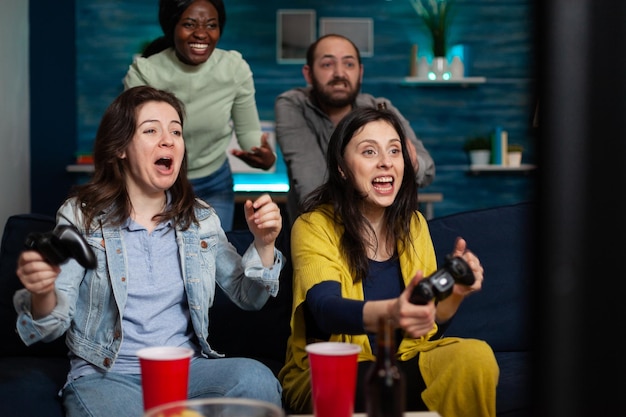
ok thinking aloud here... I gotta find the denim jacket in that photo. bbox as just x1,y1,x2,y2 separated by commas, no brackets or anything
14,198,283,371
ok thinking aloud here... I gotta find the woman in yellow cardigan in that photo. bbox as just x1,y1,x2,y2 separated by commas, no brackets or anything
278,107,499,417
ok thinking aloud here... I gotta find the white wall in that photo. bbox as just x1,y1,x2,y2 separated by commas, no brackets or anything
0,0,30,237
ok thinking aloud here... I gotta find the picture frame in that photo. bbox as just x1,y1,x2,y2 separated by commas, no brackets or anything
319,18,374,57
276,9,316,64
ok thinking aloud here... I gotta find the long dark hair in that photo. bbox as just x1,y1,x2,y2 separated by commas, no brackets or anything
143,0,227,57
70,86,200,232
301,107,420,282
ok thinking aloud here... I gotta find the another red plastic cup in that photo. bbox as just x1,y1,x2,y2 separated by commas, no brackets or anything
137,346,194,412
305,342,361,417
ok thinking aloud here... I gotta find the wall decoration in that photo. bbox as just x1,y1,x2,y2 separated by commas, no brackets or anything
319,18,374,57
276,9,316,63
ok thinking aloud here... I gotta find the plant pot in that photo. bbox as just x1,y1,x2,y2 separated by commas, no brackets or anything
468,150,491,166
507,151,522,167
430,56,449,80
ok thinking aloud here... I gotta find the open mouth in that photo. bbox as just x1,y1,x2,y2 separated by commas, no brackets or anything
155,157,172,170
189,43,208,51
372,176,393,191
329,80,349,89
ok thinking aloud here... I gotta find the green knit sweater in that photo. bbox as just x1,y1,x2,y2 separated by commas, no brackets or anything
124,47,262,179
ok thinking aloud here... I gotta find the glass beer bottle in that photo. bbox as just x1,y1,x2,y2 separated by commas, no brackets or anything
365,317,406,417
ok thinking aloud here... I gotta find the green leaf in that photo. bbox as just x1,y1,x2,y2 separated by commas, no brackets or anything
409,0,456,57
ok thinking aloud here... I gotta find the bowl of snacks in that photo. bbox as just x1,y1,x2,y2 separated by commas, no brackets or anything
143,397,285,417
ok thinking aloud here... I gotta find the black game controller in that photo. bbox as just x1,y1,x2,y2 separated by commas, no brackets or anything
25,225,97,269
409,255,475,305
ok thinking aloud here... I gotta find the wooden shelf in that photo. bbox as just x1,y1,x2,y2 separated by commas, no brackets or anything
400,76,486,87
467,164,536,175
66,164,94,173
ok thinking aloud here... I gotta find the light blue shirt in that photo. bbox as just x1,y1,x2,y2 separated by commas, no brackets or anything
69,217,198,380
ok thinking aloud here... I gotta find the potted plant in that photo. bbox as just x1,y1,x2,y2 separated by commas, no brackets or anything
410,0,456,75
464,136,491,166
507,144,524,167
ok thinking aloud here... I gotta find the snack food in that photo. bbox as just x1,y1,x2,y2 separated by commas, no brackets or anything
155,410,204,417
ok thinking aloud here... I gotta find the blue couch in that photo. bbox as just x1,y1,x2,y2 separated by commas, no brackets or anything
0,202,532,417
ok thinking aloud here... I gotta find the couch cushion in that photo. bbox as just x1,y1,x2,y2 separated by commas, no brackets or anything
427,202,534,352
0,356,68,417
493,351,531,416
208,228,293,376
0,213,69,358
1,214,295,373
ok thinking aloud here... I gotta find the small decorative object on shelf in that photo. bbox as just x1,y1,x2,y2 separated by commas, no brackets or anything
417,56,430,79
506,144,524,167
491,126,508,165
430,56,449,80
449,55,464,79
463,135,491,166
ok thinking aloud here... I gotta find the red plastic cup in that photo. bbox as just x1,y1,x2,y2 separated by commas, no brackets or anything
305,342,361,417
137,346,194,412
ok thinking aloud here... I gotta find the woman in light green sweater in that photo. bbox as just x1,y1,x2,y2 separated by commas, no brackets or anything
124,0,275,231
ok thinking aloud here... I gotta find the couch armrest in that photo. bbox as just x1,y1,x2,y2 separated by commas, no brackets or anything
0,214,69,358
0,356,68,417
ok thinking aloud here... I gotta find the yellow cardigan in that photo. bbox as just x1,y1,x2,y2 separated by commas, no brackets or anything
278,205,462,412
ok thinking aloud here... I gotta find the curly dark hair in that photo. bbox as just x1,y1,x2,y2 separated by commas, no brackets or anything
70,86,200,232
300,107,420,282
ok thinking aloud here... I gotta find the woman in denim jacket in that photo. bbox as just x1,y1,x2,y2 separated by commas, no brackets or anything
14,86,284,417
